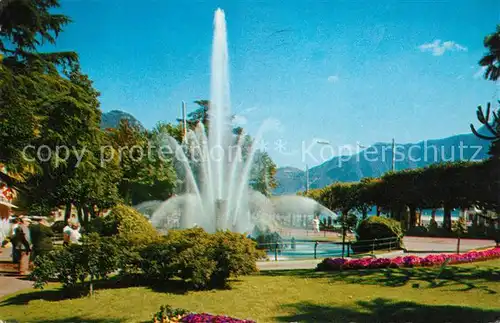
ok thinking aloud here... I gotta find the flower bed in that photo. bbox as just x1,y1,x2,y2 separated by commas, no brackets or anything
181,314,255,322
152,305,255,323
317,247,500,271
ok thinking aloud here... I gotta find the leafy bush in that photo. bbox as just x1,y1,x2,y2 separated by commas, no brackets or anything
89,204,159,247
151,305,188,322
356,216,402,241
139,228,264,289
88,204,161,275
352,216,403,253
139,242,178,282
209,230,264,287
31,233,121,295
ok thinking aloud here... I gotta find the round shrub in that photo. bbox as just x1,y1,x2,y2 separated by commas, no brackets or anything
90,204,159,247
139,228,264,290
356,216,403,241
352,216,403,253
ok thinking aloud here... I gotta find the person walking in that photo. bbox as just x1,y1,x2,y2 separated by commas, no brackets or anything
69,221,82,245
30,218,54,261
12,217,32,275
1,217,21,263
312,215,320,233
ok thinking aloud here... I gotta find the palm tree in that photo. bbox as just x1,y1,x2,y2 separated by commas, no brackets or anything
479,25,500,81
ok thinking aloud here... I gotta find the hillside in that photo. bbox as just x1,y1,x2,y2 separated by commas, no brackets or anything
101,110,144,130
274,129,492,195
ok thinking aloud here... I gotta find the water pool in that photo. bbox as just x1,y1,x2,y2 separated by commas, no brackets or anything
265,240,353,260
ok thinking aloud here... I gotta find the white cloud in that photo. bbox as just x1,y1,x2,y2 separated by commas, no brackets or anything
473,66,487,79
327,75,339,83
418,40,468,56
232,114,247,126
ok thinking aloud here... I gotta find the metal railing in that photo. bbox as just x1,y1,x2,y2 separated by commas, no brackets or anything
256,236,400,261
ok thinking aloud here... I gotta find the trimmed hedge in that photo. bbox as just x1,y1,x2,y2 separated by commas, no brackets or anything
356,216,403,241
352,216,402,252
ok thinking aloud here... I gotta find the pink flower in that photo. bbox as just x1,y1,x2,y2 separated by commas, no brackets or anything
315,247,500,271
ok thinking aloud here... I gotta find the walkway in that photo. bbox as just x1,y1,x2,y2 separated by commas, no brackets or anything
0,247,33,298
403,236,496,253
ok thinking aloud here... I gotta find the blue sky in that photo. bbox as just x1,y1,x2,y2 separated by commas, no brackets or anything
52,0,499,168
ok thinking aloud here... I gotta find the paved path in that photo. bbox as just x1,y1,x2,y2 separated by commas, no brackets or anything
403,236,496,252
0,246,33,299
0,276,32,298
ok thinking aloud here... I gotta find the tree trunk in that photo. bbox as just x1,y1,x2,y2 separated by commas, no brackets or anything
89,206,97,219
443,206,452,231
76,206,84,224
472,213,478,228
341,210,347,259
64,203,72,223
409,206,417,228
392,206,402,221
431,208,436,222
89,275,94,297
83,205,90,227
376,206,381,217
362,208,368,220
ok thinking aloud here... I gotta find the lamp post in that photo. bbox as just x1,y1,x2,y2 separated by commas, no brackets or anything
284,165,319,194
181,101,187,140
391,138,395,172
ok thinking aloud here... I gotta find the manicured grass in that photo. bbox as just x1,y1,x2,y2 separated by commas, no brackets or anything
1,259,499,323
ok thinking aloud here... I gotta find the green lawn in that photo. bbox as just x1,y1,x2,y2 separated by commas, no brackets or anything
1,260,499,323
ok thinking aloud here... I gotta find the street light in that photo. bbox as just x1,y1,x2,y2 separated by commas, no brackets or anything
391,138,395,172
284,167,319,194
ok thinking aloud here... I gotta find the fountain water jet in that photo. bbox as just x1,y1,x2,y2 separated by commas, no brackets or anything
146,9,336,234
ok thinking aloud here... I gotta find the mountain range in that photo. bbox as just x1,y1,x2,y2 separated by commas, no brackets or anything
274,127,492,195
101,110,144,130
101,110,492,195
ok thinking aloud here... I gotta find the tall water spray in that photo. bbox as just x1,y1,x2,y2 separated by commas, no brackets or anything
209,9,230,201
147,9,337,234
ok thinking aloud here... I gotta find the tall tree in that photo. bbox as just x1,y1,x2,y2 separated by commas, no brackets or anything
107,119,177,205
249,151,278,197
0,0,78,188
0,0,76,63
479,25,500,81
178,100,210,131
471,25,500,157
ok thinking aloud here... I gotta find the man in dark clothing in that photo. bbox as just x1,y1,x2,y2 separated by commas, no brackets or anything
30,218,54,261
12,217,31,274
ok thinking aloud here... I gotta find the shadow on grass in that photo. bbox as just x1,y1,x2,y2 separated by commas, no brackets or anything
276,298,500,323
1,274,236,306
262,264,500,293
